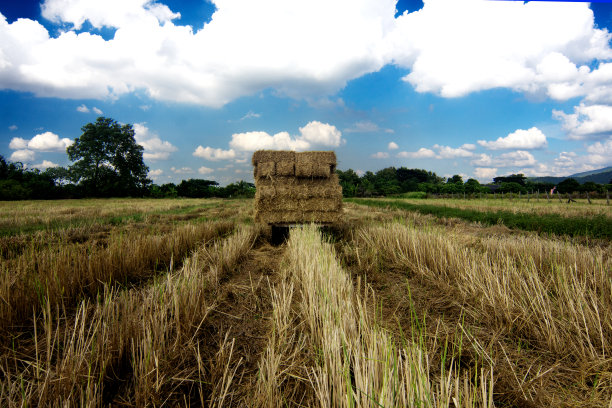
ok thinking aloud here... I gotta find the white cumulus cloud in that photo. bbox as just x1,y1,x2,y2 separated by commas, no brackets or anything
388,141,398,150
92,107,103,115
32,160,58,169
473,150,537,168
76,104,89,112
397,148,436,159
433,144,474,159
8,125,18,131
10,149,35,162
229,121,343,151
553,104,612,140
148,168,163,177
10,131,72,152
0,0,606,107
478,127,547,150
198,166,214,175
474,167,497,181
586,138,612,166
193,146,236,161
171,166,193,174
133,123,177,160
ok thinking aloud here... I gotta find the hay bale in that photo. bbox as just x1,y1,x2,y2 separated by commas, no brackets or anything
256,161,275,178
275,160,295,176
256,175,342,198
252,150,296,165
255,210,342,224
255,196,342,212
252,150,342,225
296,151,336,164
295,162,331,178
294,151,336,178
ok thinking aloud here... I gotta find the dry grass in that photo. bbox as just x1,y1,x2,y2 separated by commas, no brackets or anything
255,225,493,407
0,225,259,406
399,197,611,219
1,196,610,406
0,198,226,233
347,219,612,406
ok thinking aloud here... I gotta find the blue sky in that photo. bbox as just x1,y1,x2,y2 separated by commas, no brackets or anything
1,0,612,185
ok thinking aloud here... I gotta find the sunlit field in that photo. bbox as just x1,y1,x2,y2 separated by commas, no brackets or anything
1,197,610,407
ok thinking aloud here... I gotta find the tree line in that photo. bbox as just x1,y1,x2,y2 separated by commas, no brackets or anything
1,117,610,201
336,169,612,197
1,117,255,200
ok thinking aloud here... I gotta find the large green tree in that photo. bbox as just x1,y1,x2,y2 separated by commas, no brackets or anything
67,117,150,196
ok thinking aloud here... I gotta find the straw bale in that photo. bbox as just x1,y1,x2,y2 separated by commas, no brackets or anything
256,161,275,178
275,160,295,176
256,176,342,199
296,151,336,164
295,162,332,178
255,196,342,212
255,210,342,224
252,150,296,165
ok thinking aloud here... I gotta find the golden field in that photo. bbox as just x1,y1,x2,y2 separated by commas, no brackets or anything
0,197,610,407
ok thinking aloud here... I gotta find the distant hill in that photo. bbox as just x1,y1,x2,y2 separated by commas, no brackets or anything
530,166,612,185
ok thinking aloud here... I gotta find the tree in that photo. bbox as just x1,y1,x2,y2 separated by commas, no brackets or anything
464,178,484,194
177,179,219,197
67,117,150,197
556,178,580,194
447,174,464,185
493,174,527,186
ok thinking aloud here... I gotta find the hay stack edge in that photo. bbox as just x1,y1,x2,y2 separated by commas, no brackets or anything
252,150,343,225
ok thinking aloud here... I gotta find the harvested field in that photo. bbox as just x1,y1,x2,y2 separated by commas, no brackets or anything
0,197,610,406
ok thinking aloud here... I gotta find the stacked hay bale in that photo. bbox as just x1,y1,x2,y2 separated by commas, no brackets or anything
253,150,343,225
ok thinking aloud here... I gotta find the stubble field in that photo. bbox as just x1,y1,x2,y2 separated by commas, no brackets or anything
0,197,610,407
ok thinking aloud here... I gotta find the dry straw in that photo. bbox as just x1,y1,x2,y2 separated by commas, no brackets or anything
252,150,343,224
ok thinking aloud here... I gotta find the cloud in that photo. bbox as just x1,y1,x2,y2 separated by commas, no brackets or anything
229,121,343,151
474,167,497,181
76,104,89,113
8,125,17,131
586,138,612,166
388,141,398,150
306,97,346,110
299,121,344,146
397,148,436,159
433,144,474,159
170,166,193,174
148,168,163,177
133,123,177,160
0,0,394,106
198,166,214,175
478,127,547,150
9,131,72,151
0,0,609,109
345,120,393,134
471,153,492,167
371,152,389,159
9,149,35,162
392,1,612,100
193,146,236,161
553,104,612,140
241,111,260,120
32,160,58,169
92,107,103,115
472,150,536,168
